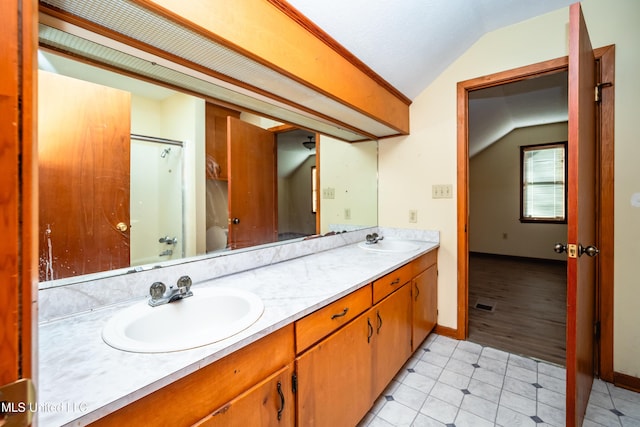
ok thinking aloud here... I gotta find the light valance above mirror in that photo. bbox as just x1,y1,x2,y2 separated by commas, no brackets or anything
38,0,410,141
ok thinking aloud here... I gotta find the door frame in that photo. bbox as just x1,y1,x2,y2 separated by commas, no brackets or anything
456,45,615,379
0,0,37,386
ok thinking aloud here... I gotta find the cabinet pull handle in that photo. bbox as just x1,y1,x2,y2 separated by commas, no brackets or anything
414,283,420,301
331,307,349,319
391,278,401,285
276,381,284,420
376,310,382,334
367,318,373,343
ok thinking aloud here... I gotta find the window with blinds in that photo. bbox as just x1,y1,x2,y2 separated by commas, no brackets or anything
520,142,567,223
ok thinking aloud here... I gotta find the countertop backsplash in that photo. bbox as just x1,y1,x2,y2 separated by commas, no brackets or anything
38,226,439,323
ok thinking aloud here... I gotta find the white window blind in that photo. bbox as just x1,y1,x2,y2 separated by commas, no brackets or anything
521,143,566,221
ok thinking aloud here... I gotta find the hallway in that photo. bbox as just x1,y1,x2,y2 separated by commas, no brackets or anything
468,253,567,365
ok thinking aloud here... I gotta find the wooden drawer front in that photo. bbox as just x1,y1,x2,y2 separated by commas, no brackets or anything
412,249,437,276
372,263,413,304
295,285,372,354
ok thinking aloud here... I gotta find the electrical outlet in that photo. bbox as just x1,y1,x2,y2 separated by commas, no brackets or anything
322,187,335,199
409,210,418,223
344,208,351,220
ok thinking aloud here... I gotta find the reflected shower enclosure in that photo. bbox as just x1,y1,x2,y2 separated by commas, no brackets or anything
130,135,185,266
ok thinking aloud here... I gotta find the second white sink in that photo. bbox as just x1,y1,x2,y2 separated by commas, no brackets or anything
358,240,420,253
102,286,264,353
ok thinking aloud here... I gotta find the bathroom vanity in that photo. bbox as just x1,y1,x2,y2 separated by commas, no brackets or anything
38,234,438,426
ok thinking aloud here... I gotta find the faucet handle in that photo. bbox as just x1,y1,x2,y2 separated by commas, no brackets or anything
150,282,166,299
176,275,192,292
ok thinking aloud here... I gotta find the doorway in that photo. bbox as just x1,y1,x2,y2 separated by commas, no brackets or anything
466,72,569,365
456,46,615,379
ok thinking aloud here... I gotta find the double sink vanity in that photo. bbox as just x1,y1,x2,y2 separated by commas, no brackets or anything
38,228,439,426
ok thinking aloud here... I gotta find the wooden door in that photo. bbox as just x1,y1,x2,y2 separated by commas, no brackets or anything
38,71,131,281
372,284,412,398
566,3,598,426
412,265,438,350
296,312,373,427
193,364,295,427
1,0,36,401
227,117,277,249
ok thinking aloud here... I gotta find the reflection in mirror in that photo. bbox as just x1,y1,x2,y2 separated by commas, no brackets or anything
37,49,378,288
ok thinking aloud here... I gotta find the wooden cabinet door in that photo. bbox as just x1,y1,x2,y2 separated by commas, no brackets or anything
296,312,374,427
371,284,412,398
412,264,438,351
193,364,295,427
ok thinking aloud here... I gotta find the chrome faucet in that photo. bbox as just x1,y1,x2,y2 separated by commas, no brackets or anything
365,233,384,245
148,276,193,307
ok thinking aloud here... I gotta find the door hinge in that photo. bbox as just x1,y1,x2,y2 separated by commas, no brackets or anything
595,82,613,103
291,372,297,394
594,321,601,340
0,378,36,426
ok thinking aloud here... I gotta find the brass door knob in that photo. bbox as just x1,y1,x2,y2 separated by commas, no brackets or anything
116,222,128,232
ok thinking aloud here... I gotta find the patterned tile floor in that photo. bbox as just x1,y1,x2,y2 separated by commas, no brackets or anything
358,334,640,427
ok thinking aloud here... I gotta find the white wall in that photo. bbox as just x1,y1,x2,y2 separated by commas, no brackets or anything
470,123,568,260
320,136,378,233
379,0,640,377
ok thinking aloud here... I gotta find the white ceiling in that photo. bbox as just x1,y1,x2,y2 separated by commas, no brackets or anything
287,0,574,100
469,71,568,157
288,0,574,152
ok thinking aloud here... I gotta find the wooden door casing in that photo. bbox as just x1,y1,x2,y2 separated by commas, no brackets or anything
227,116,277,249
38,71,131,281
0,0,37,386
566,3,597,426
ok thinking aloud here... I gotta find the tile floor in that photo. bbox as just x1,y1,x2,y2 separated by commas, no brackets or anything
358,334,640,427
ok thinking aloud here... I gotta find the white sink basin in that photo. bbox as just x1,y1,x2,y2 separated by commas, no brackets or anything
358,240,420,253
102,287,264,353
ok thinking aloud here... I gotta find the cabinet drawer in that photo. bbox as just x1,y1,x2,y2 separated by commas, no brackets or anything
295,285,371,354
372,263,413,303
412,249,437,276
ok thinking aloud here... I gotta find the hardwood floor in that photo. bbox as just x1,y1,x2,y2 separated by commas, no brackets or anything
468,253,567,366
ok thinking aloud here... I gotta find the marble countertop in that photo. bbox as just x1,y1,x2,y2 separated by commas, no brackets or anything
38,240,438,426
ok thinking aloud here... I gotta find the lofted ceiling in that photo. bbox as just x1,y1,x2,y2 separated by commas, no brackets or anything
468,71,568,157
287,0,574,151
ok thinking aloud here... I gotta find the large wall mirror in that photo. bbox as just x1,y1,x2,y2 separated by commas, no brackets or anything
37,49,378,288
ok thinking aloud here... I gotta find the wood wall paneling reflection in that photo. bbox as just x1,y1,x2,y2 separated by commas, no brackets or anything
38,71,131,281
